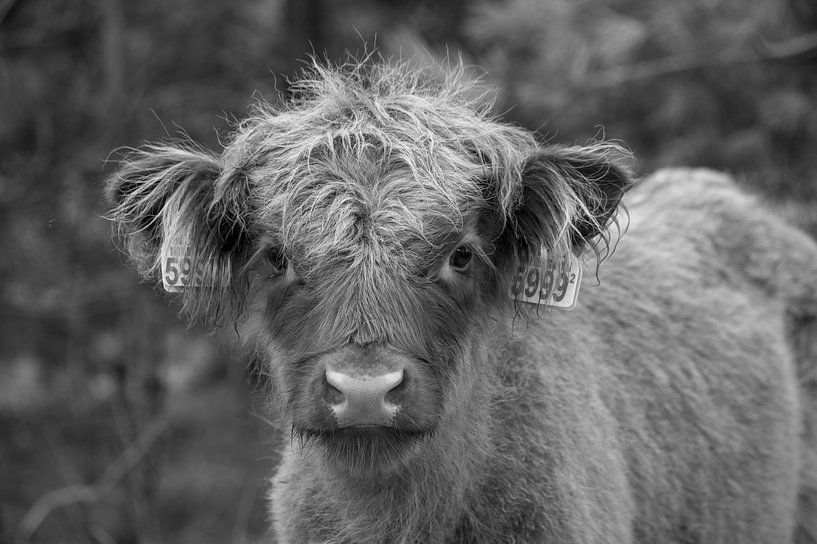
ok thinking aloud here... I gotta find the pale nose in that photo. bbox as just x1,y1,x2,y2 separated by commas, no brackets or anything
324,368,404,427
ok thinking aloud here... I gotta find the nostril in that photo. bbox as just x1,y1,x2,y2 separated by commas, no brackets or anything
323,377,344,404
384,369,404,393
324,369,345,396
384,370,407,397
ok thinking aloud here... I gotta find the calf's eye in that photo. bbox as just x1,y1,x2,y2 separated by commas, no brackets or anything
265,248,288,277
449,246,473,271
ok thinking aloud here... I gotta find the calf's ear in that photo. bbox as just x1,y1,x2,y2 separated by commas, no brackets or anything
501,142,634,267
106,144,252,321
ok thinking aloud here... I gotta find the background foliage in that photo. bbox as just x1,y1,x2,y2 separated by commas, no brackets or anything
2,0,815,542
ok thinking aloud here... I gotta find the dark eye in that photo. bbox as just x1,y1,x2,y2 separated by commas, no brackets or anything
448,246,473,270
265,247,287,277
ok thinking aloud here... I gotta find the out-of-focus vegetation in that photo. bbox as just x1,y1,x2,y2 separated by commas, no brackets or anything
1,0,815,542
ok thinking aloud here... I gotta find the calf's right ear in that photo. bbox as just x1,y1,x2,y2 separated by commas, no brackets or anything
106,144,252,321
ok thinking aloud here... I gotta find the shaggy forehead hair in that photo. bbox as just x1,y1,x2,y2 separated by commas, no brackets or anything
110,60,624,321
220,62,537,276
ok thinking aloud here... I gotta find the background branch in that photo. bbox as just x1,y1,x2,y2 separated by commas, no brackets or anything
0,0,19,26
15,416,169,543
576,50,763,90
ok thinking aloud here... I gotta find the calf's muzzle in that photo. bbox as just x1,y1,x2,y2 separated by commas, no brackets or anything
311,344,434,431
325,367,403,427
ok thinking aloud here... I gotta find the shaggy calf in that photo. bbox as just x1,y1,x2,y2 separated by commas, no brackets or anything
107,62,817,543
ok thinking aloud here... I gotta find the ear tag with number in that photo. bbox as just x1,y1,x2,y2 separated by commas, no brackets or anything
160,246,223,292
509,252,583,310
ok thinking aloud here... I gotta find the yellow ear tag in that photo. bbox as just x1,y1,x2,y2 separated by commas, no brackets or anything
509,252,583,310
159,246,208,292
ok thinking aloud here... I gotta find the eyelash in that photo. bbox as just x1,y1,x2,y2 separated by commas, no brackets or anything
265,247,287,277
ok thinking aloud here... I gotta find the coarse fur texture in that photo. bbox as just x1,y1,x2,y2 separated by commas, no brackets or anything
107,59,817,543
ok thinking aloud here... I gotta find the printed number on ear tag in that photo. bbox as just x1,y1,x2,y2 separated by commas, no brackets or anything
509,252,583,310
160,246,207,292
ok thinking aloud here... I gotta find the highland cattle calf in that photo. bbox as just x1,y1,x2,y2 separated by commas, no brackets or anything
107,62,817,543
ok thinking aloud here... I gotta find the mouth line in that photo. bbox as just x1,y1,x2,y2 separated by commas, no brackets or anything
292,426,434,474
297,425,432,443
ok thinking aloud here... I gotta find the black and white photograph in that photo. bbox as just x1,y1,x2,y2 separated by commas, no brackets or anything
2,0,817,542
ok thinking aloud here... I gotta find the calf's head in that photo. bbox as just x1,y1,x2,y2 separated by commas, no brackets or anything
108,62,632,476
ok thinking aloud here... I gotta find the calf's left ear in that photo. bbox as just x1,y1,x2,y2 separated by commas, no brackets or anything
504,142,634,262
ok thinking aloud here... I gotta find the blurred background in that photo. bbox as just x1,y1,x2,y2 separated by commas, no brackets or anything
1,0,816,542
